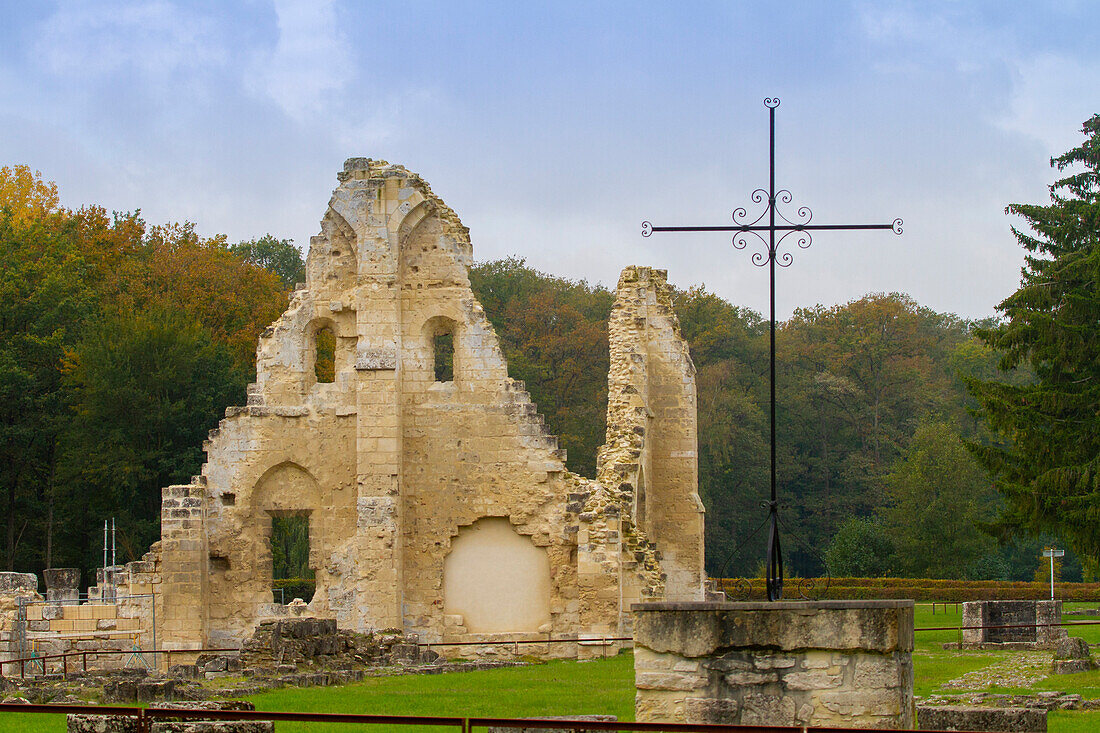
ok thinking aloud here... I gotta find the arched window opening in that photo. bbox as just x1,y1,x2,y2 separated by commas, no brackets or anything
314,326,336,383
269,512,315,604
433,330,454,382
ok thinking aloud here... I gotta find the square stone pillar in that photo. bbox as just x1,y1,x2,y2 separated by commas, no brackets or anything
158,484,208,651
633,600,915,729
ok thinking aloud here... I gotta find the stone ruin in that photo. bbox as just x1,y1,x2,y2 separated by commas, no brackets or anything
0,570,152,673
1,158,707,667
951,600,1067,650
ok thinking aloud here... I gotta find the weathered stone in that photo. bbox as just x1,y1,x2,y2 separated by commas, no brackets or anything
67,714,138,733
741,693,797,726
151,724,272,733
0,573,37,594
722,669,778,686
46,161,707,660
43,568,81,603
636,671,707,690
917,705,1047,732
168,665,198,679
1052,659,1093,674
68,702,271,733
683,697,739,724
960,600,1066,650
135,680,177,702
633,600,915,729
633,600,914,657
1054,635,1091,660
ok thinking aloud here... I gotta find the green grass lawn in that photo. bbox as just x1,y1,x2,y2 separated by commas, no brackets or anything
246,653,635,733
0,654,635,733
5,602,1100,732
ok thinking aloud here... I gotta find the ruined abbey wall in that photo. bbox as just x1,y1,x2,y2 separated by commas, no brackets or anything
138,159,707,655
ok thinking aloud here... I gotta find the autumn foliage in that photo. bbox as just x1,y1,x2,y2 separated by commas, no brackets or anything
1,165,295,573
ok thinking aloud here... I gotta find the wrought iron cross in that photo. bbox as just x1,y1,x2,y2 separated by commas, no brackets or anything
642,98,902,602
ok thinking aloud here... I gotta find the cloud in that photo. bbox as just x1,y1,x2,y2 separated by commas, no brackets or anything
247,0,352,123
34,0,225,82
997,54,1099,158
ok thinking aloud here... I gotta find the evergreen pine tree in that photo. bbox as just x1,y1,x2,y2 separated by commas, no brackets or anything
967,114,1100,561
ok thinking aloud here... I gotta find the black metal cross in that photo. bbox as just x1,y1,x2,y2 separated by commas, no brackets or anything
642,98,902,602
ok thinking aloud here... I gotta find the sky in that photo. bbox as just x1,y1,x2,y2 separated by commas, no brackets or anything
1,1,1097,320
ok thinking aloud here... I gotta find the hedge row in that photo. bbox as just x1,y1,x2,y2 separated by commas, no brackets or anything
715,577,1100,602
817,576,1100,591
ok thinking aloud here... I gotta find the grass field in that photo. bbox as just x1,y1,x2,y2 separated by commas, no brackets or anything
5,601,1100,732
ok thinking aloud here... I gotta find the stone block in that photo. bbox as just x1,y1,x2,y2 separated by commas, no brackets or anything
683,697,739,724
0,572,38,594
1052,659,1093,674
43,568,81,603
635,671,707,690
1054,635,1091,660
740,693,798,726
916,705,1046,732
135,680,177,702
168,664,199,679
783,669,842,690
67,715,138,733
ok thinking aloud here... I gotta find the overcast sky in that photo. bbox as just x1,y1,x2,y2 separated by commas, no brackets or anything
1,1,1097,319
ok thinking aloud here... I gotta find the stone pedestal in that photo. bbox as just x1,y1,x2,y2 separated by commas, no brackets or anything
633,600,914,729
44,568,81,603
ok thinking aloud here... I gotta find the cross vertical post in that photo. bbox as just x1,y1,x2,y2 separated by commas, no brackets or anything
642,98,902,601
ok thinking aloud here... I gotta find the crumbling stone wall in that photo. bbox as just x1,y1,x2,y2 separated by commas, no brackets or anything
145,159,705,656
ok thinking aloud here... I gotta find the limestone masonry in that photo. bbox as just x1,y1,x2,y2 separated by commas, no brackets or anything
4,158,705,661
632,600,916,729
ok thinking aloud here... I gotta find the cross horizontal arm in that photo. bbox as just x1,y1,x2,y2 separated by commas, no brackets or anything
648,223,898,233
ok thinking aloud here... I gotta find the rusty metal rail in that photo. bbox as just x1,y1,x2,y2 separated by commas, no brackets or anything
0,703,996,733
0,646,238,678
916,619,1100,632
418,637,632,646
9,619,1100,679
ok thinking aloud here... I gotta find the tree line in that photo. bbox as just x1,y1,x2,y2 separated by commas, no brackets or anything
3,113,1097,585
1,164,301,576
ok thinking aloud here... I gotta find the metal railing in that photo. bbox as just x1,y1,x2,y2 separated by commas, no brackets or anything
0,703,993,733
9,616,1100,679
0,646,237,679
420,636,632,657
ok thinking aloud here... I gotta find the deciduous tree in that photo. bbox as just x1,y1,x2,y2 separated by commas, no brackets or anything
880,420,998,579
231,235,305,290
0,164,59,226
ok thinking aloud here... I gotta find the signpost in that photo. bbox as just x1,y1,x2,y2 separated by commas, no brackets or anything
1043,548,1064,601
642,98,902,601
